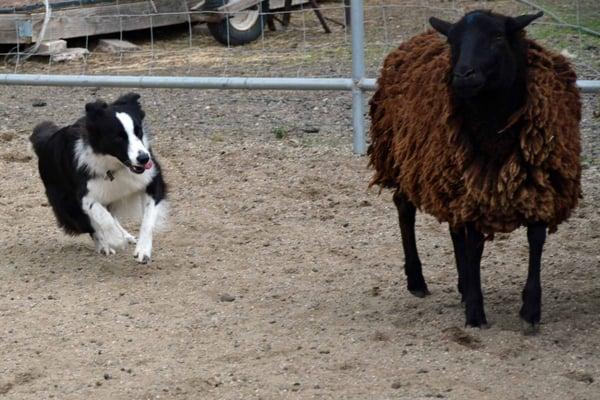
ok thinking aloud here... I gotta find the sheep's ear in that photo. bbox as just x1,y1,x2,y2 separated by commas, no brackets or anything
85,100,108,116
429,17,452,37
506,11,543,33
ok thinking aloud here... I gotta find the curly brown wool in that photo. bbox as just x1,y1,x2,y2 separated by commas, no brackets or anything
368,31,581,236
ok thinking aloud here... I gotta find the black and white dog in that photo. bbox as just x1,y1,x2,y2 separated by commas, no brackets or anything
29,93,167,263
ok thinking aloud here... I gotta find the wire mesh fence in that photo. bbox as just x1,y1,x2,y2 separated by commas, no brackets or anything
0,0,598,153
0,0,598,78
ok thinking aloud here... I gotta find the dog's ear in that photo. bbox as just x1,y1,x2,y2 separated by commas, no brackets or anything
114,92,144,120
85,100,108,117
114,92,141,106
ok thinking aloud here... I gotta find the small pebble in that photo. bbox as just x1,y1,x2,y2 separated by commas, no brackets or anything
391,381,403,389
219,294,235,302
564,371,594,384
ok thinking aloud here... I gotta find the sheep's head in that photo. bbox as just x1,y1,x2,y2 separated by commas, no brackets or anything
429,10,543,98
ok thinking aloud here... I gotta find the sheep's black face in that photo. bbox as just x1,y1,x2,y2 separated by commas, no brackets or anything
429,10,543,98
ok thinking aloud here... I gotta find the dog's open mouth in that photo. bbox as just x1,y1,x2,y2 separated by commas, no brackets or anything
127,160,153,174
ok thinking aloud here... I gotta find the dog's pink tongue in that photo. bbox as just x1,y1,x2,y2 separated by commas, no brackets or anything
144,160,153,170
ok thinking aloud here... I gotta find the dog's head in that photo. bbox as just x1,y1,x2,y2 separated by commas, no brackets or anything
85,93,152,174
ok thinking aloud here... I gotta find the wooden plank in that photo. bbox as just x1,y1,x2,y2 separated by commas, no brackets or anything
268,0,305,10
0,14,30,44
282,0,291,26
308,0,330,33
0,0,309,44
31,0,198,42
190,0,306,12
0,0,201,43
216,0,257,14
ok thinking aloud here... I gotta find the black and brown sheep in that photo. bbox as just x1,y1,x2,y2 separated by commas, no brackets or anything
368,10,581,331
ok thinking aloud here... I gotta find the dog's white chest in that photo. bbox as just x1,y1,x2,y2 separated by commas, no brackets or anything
87,168,155,205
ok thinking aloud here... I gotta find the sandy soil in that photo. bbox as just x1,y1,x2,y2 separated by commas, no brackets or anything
1,1,600,399
1,86,599,400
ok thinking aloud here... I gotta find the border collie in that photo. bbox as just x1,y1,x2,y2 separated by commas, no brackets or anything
29,93,167,263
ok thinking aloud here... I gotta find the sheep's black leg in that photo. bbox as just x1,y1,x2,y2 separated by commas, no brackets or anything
393,192,429,298
450,227,467,303
520,222,546,333
464,223,487,328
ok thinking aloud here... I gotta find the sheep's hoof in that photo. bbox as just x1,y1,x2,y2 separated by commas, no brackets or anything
409,288,431,298
521,320,540,336
466,322,490,330
407,274,429,298
465,306,488,328
519,304,540,324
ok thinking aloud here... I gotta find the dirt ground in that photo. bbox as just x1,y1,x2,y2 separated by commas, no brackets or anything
1,1,600,399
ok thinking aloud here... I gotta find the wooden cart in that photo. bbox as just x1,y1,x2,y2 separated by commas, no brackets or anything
0,0,338,45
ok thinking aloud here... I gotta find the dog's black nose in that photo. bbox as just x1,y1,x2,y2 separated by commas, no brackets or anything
137,151,150,165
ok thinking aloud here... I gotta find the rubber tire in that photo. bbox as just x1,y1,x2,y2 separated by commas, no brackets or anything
205,0,267,46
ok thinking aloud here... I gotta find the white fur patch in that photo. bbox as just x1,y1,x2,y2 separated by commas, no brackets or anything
86,166,156,206
74,138,122,176
134,196,168,263
82,195,131,254
116,112,148,165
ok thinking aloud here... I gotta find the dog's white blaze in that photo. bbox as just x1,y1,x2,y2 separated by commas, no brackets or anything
116,112,148,165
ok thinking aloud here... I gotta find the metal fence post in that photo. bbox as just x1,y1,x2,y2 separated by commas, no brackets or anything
350,0,366,155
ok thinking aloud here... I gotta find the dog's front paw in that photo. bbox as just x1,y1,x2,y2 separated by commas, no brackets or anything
133,249,151,264
103,224,129,250
133,242,151,264
122,231,137,245
115,223,137,245
94,234,116,256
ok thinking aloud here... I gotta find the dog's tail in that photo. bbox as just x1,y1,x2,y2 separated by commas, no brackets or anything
29,121,59,155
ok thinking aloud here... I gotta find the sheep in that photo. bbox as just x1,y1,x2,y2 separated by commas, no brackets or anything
368,10,581,331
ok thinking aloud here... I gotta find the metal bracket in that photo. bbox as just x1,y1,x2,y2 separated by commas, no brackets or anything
17,20,32,40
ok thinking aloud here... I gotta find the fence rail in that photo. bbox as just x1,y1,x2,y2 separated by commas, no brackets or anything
2,74,600,93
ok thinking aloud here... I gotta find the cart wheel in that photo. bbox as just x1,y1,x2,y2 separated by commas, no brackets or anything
204,0,267,46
